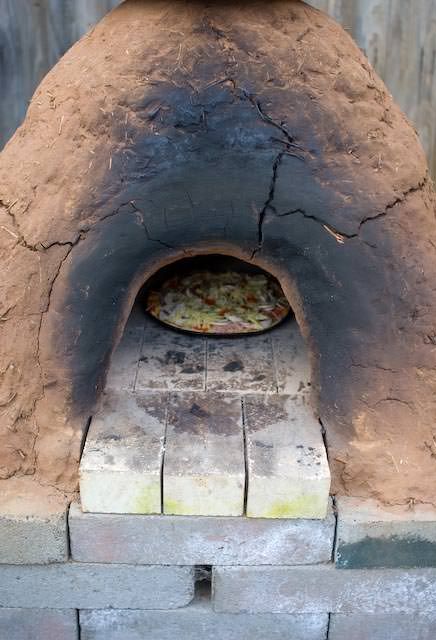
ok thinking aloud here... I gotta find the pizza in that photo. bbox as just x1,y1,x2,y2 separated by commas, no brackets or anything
145,269,290,334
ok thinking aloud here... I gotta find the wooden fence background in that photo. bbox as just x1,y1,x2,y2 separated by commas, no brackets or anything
1,0,436,177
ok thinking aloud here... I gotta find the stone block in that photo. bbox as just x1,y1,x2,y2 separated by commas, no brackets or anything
79,391,166,514
212,565,436,614
244,394,330,518
329,613,436,640
136,317,206,391
0,477,68,564
163,393,245,516
79,598,328,639
0,563,194,610
69,500,335,565
335,496,436,568
0,607,78,640
206,335,276,392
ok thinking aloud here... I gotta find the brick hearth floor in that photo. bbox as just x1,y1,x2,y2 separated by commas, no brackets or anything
79,305,330,517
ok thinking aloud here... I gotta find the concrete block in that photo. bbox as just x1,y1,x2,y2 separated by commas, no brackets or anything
0,477,68,564
206,335,276,392
212,565,436,614
336,496,436,568
79,598,328,640
163,393,245,516
69,500,335,565
329,613,436,640
79,391,166,514
244,394,330,518
0,607,78,640
136,318,206,391
0,563,194,610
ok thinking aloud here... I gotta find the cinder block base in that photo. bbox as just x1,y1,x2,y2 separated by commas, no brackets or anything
329,613,436,640
0,477,69,564
79,599,328,639
212,565,436,614
0,607,78,640
0,563,194,610
69,501,335,565
335,497,436,568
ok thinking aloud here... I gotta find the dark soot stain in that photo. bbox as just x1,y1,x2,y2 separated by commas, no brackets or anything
223,360,244,372
190,403,210,419
165,350,186,365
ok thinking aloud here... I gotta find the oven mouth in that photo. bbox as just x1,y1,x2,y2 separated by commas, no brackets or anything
138,255,292,337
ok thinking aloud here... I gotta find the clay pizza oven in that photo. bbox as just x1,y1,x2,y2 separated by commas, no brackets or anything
1,0,436,509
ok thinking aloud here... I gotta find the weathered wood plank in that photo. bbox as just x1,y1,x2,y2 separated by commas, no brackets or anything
163,392,245,516
79,391,166,514
243,394,330,519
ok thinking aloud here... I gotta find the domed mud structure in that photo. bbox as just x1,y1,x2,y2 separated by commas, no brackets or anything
1,0,435,505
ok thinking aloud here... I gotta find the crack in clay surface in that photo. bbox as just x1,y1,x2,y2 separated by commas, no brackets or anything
261,174,430,247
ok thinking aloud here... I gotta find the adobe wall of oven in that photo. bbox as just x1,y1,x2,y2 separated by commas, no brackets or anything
0,0,435,505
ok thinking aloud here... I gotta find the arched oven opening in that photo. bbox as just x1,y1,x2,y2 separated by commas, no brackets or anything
79,253,330,518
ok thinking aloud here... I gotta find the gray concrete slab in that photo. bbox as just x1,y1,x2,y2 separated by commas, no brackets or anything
212,565,436,614
335,496,436,568
79,598,328,640
69,500,335,565
329,613,436,640
0,563,194,610
0,477,68,564
0,607,78,640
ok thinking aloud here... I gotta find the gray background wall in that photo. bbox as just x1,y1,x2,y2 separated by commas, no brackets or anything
1,0,436,177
